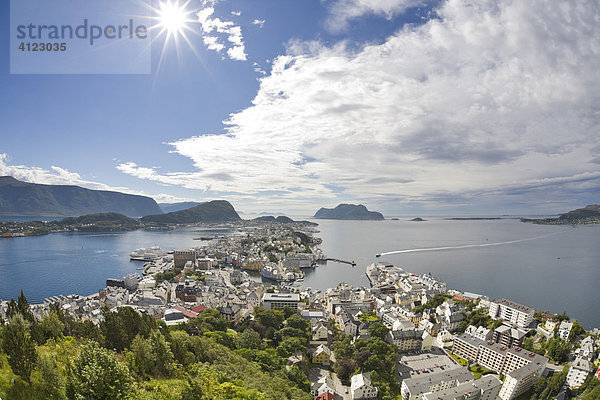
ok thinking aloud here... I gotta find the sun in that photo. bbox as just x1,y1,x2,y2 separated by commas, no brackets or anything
156,0,194,36
147,0,205,73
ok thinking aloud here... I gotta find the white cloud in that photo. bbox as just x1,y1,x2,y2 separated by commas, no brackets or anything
252,19,265,28
119,0,600,214
202,35,225,52
231,10,241,16
196,6,247,61
0,154,193,205
326,0,424,32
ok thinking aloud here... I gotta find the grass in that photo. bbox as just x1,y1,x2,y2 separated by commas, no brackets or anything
449,352,469,366
469,364,493,379
447,353,494,379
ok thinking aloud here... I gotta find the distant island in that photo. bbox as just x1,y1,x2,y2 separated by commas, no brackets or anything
410,217,426,221
141,200,241,224
158,201,202,213
252,215,318,225
521,204,600,225
314,204,384,220
445,217,502,220
0,176,162,217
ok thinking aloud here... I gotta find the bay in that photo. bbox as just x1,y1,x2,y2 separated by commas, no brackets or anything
0,218,598,329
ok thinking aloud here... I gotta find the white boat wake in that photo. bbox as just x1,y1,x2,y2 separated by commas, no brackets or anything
378,233,559,256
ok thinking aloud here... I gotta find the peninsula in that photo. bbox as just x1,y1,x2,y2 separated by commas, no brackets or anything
521,204,600,225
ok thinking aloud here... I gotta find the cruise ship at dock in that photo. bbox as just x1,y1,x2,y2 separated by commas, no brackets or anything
129,246,167,261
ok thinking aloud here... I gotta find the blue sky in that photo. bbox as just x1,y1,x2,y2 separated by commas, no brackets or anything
1,0,599,216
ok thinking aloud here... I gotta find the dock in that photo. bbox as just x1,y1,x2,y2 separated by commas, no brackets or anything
325,258,356,266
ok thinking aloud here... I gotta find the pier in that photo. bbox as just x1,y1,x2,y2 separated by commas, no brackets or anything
325,258,356,266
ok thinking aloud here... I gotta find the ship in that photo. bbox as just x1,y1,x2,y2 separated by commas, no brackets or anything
129,246,166,261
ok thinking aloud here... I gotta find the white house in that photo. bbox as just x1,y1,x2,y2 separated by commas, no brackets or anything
566,357,593,389
558,321,574,340
351,372,378,400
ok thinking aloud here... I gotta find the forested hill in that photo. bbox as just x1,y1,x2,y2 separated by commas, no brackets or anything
0,176,162,217
141,200,241,224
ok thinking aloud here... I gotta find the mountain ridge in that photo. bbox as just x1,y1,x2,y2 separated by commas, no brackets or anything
0,176,162,217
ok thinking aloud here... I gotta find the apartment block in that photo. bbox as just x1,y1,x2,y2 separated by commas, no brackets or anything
488,299,534,328
452,334,481,362
401,367,474,400
261,293,299,311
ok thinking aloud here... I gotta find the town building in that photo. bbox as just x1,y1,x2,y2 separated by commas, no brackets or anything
401,367,474,400
422,375,503,400
351,372,378,400
173,249,196,268
261,293,299,311
558,321,574,340
453,334,481,362
492,324,527,349
488,299,534,328
386,329,424,353
566,357,593,389
499,362,545,400
312,344,332,364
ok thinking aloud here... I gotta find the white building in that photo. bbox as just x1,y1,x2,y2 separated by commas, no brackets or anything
499,362,544,400
488,299,534,328
351,372,378,400
566,357,593,389
558,321,574,340
261,293,299,311
401,367,474,400
422,375,502,400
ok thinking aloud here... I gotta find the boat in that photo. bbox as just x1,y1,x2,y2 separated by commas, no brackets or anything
376,253,381,257
129,246,166,261
193,236,215,241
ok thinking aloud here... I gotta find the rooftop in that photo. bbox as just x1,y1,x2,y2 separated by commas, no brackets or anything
494,298,534,314
402,367,473,394
262,293,300,301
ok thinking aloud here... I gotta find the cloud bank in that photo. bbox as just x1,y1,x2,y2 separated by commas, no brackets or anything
119,0,600,214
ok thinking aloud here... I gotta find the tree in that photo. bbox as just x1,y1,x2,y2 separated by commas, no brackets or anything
170,330,196,367
149,330,175,378
523,337,535,351
334,358,356,385
34,353,66,399
66,341,132,400
490,319,504,329
367,322,389,340
236,328,264,350
127,334,154,378
6,291,35,323
282,306,296,320
286,365,310,392
101,306,155,351
568,321,585,341
254,307,284,330
1,314,38,383
285,314,310,332
546,338,571,363
333,335,355,360
40,311,65,341
276,336,306,357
